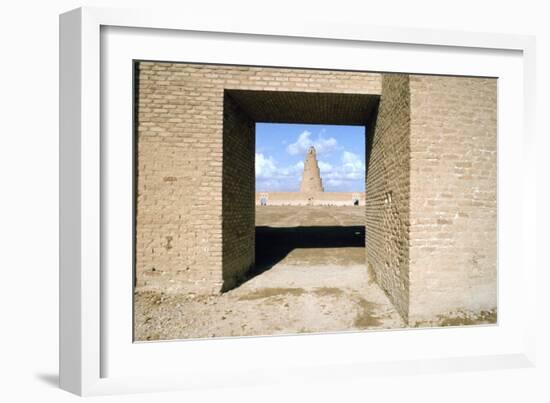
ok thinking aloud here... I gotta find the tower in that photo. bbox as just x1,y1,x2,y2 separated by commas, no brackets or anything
300,146,324,192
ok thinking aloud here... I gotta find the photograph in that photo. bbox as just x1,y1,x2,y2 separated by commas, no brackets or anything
132,62,497,341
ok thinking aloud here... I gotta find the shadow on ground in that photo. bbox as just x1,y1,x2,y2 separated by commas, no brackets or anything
234,225,365,287
35,373,59,388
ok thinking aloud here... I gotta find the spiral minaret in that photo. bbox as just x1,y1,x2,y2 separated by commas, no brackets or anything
300,146,324,192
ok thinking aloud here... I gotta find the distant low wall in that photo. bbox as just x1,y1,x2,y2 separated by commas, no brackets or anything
255,192,365,206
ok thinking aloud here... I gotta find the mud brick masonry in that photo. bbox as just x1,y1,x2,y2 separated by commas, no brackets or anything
135,61,496,325
300,146,324,192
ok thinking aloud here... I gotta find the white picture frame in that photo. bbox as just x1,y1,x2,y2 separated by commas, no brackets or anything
59,6,537,396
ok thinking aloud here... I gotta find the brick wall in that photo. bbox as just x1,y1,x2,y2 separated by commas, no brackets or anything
408,75,497,324
135,62,380,294
135,61,497,325
135,63,225,294
365,74,411,320
222,93,255,290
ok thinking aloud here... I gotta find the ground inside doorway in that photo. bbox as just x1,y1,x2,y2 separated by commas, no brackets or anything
134,206,405,341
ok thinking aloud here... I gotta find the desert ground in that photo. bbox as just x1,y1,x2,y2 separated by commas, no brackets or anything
135,206,407,341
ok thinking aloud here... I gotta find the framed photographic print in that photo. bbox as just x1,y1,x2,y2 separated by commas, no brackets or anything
60,6,537,396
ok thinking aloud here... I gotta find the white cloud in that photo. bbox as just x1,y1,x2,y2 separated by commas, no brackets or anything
315,136,339,154
255,153,304,191
341,151,365,180
286,131,311,155
320,151,365,191
290,161,304,174
317,160,333,173
255,153,277,179
325,179,344,187
286,130,340,156
322,151,364,180
342,150,363,166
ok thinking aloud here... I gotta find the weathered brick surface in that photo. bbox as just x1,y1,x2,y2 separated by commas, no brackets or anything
135,61,496,324
300,147,324,192
408,75,497,323
222,93,255,291
226,90,379,124
365,74,411,320
135,63,225,294
135,62,380,294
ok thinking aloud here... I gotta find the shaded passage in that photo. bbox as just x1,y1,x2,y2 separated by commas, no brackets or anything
227,223,366,289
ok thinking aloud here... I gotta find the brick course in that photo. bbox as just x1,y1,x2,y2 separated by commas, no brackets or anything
408,75,497,324
135,62,380,294
365,74,411,320
135,61,497,324
222,93,255,291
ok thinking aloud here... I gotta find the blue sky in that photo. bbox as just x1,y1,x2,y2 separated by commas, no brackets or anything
255,123,366,192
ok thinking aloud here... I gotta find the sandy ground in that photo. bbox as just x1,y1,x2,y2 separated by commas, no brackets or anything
135,206,405,341
135,264,404,341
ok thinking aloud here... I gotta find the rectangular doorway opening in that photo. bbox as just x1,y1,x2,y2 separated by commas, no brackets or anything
253,122,367,282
